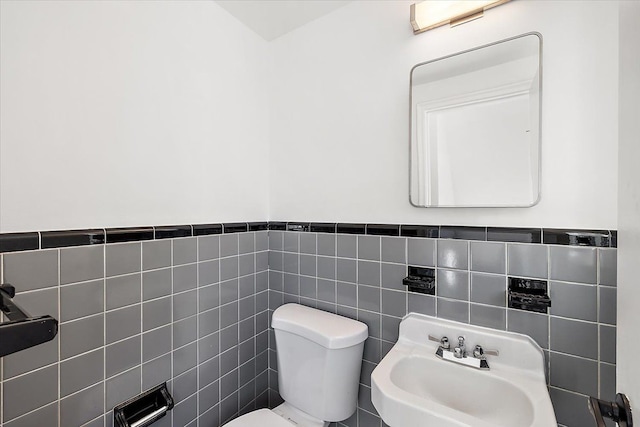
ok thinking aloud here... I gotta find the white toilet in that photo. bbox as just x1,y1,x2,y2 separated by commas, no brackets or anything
226,303,369,427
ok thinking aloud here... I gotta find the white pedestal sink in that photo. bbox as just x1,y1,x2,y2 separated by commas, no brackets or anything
371,313,557,427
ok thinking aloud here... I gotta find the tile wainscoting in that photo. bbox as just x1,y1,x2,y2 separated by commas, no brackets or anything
0,222,617,427
266,223,617,427
0,224,270,427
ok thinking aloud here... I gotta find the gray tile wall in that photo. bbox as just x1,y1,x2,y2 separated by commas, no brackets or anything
0,232,270,427
266,231,617,427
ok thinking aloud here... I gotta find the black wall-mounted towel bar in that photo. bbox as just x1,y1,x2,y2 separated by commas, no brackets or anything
0,284,58,358
589,393,633,427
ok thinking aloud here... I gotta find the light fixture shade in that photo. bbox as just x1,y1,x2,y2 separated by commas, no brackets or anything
411,0,511,34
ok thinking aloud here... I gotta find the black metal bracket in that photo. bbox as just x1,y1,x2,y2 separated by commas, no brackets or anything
508,277,551,313
114,382,174,427
403,266,435,295
0,284,59,358
589,393,633,427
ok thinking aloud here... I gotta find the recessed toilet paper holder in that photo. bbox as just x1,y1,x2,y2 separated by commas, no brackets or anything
114,382,174,427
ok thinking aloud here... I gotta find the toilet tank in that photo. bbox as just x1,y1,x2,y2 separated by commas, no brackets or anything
271,304,368,422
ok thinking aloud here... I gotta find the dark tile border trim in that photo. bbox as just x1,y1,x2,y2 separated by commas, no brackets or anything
43,229,106,248
366,224,400,236
0,232,40,253
0,222,616,253
248,222,269,232
336,223,366,235
105,227,153,244
401,225,439,238
154,225,192,239
223,223,248,233
287,222,309,232
192,224,223,236
309,223,336,233
543,229,610,247
488,227,542,244
279,222,614,248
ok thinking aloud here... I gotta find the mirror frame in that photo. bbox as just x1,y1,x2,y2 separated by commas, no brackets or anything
409,32,543,208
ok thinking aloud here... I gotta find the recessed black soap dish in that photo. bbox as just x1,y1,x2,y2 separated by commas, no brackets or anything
508,277,551,313
403,266,436,295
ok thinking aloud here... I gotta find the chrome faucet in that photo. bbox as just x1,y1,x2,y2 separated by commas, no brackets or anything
454,336,466,358
428,334,499,370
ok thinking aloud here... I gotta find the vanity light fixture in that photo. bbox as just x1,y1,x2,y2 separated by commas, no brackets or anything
410,0,511,34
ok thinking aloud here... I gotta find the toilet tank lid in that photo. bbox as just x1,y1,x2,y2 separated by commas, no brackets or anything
272,304,368,349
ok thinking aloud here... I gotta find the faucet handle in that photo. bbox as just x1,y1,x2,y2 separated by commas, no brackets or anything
458,336,465,346
473,345,499,358
428,335,450,350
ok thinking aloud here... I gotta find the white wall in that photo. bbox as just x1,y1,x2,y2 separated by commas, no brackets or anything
616,0,640,403
0,1,270,233
269,0,619,228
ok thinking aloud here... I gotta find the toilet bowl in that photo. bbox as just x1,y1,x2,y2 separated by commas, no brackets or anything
224,304,368,427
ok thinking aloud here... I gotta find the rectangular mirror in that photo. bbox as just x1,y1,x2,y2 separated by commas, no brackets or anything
410,33,542,207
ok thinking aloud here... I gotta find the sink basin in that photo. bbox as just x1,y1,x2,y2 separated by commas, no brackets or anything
371,314,556,427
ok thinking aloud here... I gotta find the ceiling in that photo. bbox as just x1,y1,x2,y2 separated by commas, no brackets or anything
215,0,352,41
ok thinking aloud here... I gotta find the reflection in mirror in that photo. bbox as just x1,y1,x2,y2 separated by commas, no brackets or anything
410,33,542,207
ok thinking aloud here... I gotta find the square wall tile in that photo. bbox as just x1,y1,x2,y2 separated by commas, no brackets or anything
3,364,58,421
143,240,171,270
106,367,141,410
174,264,197,292
550,317,598,359
60,245,104,285
106,242,141,277
199,235,220,261
142,268,172,301
173,237,197,265
507,244,547,279
507,309,548,348
470,242,505,274
437,299,469,323
470,304,506,330
239,233,255,254
60,382,104,427
381,237,406,264
337,235,356,258
381,289,406,318
408,293,436,316
470,273,506,307
283,232,299,252
106,335,141,378
60,349,104,397
549,281,597,321
358,285,380,312
107,273,141,310
317,234,336,256
437,269,469,301
221,234,239,257
550,387,595,427
407,238,436,267
60,314,104,359
60,279,104,322
3,249,58,291
358,236,381,261
106,304,142,344
300,233,317,255
437,240,468,270
550,352,598,396
358,261,380,287
549,246,597,284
